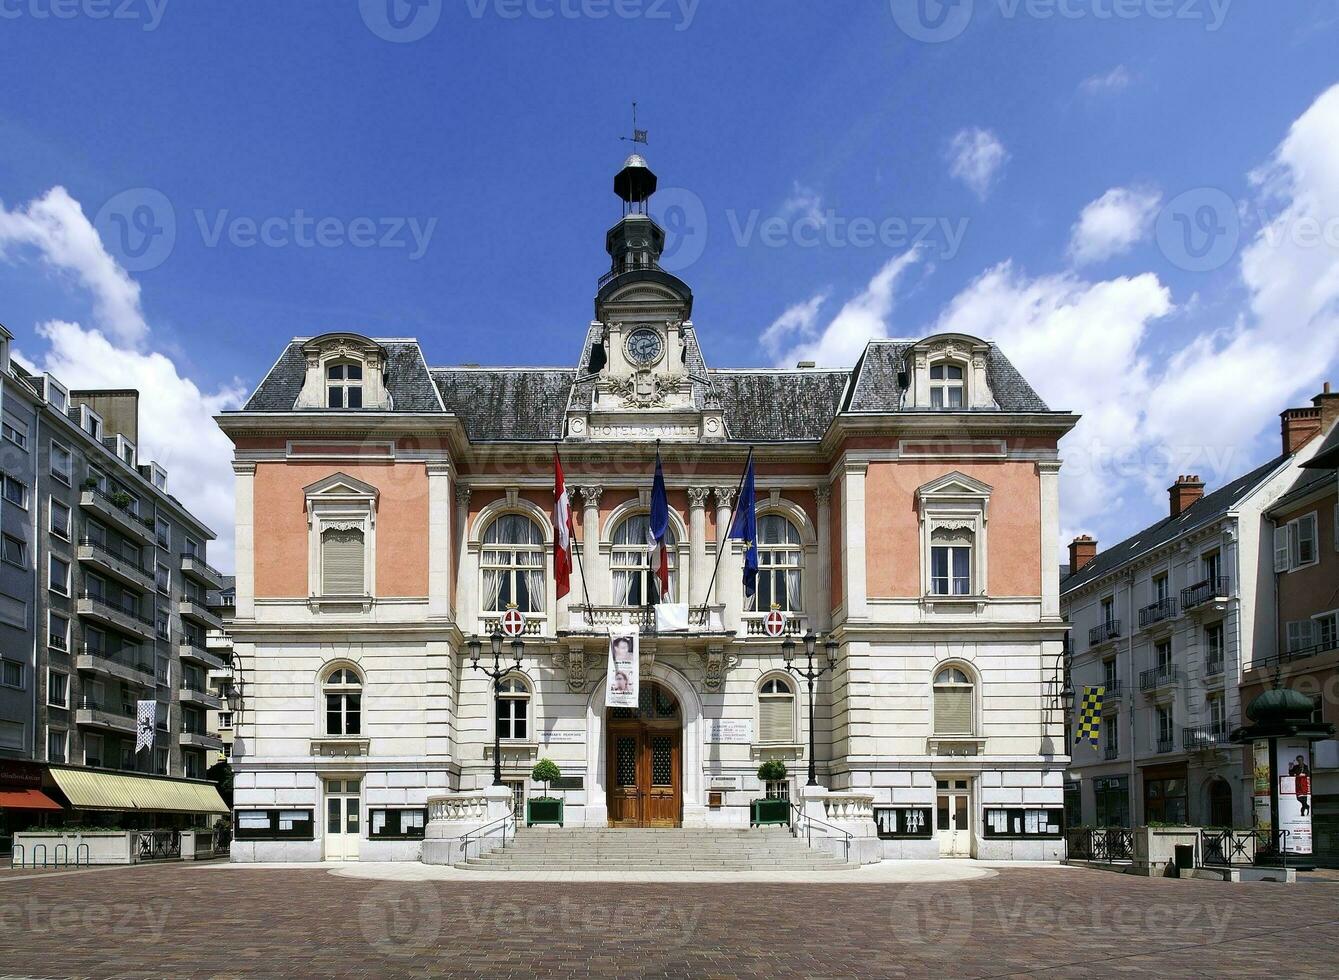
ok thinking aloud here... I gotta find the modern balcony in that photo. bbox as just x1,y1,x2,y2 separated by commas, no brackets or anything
76,644,156,688
76,592,157,640
1089,620,1122,647
1183,725,1229,750
177,600,223,631
178,642,226,671
1181,576,1231,612
1138,597,1178,630
179,553,226,590
179,729,223,751
77,538,154,592
1140,664,1179,692
179,684,222,710
75,696,137,735
78,489,156,543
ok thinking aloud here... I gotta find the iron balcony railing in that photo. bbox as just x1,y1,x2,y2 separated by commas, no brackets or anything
1204,653,1224,676
1183,725,1228,750
76,696,135,718
1089,620,1122,646
1181,576,1231,610
1100,679,1123,702
78,537,150,573
1250,638,1339,673
1103,743,1119,761
1139,665,1178,691
82,487,156,531
1138,597,1178,628
1156,734,1175,753
77,591,154,627
79,643,154,676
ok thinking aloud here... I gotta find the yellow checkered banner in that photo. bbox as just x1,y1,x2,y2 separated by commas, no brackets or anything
1074,686,1105,746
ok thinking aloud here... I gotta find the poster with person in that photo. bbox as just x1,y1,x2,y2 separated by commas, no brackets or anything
1276,738,1313,854
606,628,639,709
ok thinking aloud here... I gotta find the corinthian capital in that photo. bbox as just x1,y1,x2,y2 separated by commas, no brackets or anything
687,487,712,508
579,485,604,507
713,487,736,509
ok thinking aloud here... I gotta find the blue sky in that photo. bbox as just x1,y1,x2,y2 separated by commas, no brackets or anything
3,0,1339,570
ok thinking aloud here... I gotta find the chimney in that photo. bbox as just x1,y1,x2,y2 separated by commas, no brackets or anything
1314,381,1339,434
1168,475,1205,518
1068,535,1098,573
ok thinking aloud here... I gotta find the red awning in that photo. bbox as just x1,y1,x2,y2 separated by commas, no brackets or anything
0,788,63,811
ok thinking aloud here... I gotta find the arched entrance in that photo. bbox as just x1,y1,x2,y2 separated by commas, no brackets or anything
606,682,682,827
1207,777,1233,827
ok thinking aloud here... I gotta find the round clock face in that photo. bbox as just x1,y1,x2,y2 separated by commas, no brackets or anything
625,327,664,367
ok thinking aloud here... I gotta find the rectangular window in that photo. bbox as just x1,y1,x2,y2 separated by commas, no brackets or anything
50,499,71,539
183,753,202,779
3,474,29,509
1104,713,1119,757
930,545,971,596
84,733,102,767
1156,705,1173,747
1,660,23,689
0,591,25,630
1102,658,1118,689
368,808,428,840
2,412,28,449
48,612,69,652
1152,574,1168,602
1202,549,1222,583
321,527,366,595
235,809,316,841
1205,623,1224,672
1317,613,1338,652
155,562,170,593
155,518,170,550
219,711,233,730
184,537,200,558
1144,777,1188,825
156,609,170,642
47,669,68,708
1207,693,1225,734
87,466,107,493
50,441,72,484
1100,596,1115,625
2,533,27,567
1093,776,1130,828
48,555,69,596
1287,620,1317,653
1156,640,1172,671
154,747,168,775
873,807,934,839
47,729,67,763
1292,513,1318,568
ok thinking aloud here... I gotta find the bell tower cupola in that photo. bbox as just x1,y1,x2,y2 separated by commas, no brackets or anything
605,154,665,278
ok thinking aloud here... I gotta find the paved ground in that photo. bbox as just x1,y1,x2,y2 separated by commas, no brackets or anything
1,861,1337,978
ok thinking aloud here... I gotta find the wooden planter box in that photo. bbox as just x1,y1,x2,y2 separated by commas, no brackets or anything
750,798,790,826
526,797,564,827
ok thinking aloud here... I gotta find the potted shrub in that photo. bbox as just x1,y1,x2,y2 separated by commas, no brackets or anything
525,758,564,827
751,759,791,826
109,491,133,510
81,477,99,491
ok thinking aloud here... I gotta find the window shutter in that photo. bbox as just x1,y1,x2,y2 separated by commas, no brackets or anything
322,529,365,595
1273,526,1291,573
759,697,794,743
934,688,973,735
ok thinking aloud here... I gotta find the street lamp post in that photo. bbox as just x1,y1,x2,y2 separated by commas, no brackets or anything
469,630,524,787
783,629,840,788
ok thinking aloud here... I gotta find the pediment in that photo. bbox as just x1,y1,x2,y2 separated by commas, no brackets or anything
916,471,993,500
304,472,379,500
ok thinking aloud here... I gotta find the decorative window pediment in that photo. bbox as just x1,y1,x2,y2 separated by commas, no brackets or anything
305,472,377,601
905,333,998,410
917,472,992,600
293,332,391,411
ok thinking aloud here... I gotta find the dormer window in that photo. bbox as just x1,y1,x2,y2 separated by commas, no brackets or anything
929,362,965,408
326,361,364,409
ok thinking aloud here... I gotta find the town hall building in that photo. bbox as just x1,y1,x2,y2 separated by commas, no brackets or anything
219,154,1079,865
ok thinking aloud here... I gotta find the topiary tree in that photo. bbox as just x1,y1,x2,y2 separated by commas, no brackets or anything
532,758,561,799
757,759,787,783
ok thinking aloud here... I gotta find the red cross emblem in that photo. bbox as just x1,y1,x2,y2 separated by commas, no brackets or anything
500,607,526,637
763,608,786,638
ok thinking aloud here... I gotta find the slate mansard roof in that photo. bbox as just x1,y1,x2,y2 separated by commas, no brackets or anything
241,335,1053,444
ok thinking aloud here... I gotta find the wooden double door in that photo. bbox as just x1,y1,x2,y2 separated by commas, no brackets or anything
607,723,682,827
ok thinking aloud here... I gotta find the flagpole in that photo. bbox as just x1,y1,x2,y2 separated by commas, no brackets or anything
553,442,596,629
693,445,754,628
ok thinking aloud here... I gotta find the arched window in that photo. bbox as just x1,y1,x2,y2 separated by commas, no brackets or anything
321,526,366,596
929,362,965,409
326,360,364,409
933,666,974,735
323,667,363,736
481,515,546,613
755,515,803,612
611,514,677,605
496,674,529,741
758,676,796,744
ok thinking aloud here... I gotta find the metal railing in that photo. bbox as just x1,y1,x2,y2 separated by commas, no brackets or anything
1065,827,1133,862
1181,576,1230,610
180,553,224,579
1138,598,1178,628
1103,743,1119,761
77,696,135,718
787,800,853,864
1156,735,1175,753
459,808,518,863
136,830,181,861
79,537,150,575
83,487,156,530
1089,620,1122,646
77,591,154,627
1183,725,1228,750
1100,680,1123,702
1250,639,1339,673
1201,829,1290,868
1204,653,1224,676
80,643,154,675
1140,665,1178,691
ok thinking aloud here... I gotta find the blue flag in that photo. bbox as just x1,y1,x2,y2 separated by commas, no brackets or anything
647,451,670,601
728,455,758,600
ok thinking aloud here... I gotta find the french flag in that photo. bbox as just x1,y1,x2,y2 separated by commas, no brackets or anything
647,450,670,602
553,450,574,600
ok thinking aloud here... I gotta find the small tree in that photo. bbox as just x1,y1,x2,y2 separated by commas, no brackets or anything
532,758,561,799
758,759,787,788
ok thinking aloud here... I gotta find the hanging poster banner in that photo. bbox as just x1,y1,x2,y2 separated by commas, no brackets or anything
606,628,639,709
1276,738,1313,855
1252,739,1272,831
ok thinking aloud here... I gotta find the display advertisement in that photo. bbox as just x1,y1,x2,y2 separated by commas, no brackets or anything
1276,738,1313,854
1252,739,1272,832
606,628,639,709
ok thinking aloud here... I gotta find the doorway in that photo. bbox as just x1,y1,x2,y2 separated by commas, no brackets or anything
323,778,361,861
936,777,972,857
1207,777,1233,827
606,682,682,827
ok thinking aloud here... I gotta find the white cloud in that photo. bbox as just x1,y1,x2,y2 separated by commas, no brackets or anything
780,182,826,229
1079,65,1132,96
767,249,922,368
0,186,148,347
1068,186,1162,265
946,127,1009,201
1,188,244,571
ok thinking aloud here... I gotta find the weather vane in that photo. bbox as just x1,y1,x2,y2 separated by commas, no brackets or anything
620,101,648,146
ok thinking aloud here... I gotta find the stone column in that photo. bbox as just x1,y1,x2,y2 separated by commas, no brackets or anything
427,462,453,619
687,487,710,611
841,463,868,621
714,486,740,632
808,481,830,626
454,486,474,633
579,486,604,608
232,462,255,620
1037,460,1062,620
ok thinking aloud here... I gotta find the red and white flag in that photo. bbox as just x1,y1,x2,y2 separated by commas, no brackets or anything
553,450,574,600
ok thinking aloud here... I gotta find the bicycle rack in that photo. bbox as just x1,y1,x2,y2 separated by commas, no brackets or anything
9,844,23,869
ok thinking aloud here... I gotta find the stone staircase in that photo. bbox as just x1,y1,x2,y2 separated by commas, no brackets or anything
458,826,857,872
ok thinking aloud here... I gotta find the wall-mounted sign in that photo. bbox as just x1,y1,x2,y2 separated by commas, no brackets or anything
706,719,753,743
542,730,587,745
874,806,933,839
